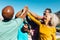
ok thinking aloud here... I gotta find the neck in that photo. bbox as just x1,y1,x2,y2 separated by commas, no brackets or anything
3,19,11,22
45,21,49,25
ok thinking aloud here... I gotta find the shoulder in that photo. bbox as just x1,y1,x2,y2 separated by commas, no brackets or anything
15,18,23,21
12,18,23,26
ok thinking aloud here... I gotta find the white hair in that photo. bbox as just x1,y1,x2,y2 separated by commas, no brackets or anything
50,13,59,26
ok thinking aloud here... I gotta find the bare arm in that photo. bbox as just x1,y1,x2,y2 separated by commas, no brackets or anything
15,9,23,18
28,10,43,20
16,6,28,20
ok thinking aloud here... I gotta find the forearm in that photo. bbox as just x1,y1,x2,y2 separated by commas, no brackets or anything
19,10,27,19
15,10,22,18
28,10,38,18
19,6,28,19
16,6,28,20
28,10,43,20
15,10,26,20
29,11,37,18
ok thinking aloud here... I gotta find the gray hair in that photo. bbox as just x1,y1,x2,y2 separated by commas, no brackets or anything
50,13,59,26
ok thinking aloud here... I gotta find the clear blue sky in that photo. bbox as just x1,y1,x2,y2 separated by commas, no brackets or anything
0,0,60,16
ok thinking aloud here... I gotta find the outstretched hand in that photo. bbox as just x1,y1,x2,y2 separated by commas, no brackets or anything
16,6,28,20
23,6,28,13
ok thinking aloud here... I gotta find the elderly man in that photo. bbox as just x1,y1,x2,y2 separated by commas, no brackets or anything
0,6,28,40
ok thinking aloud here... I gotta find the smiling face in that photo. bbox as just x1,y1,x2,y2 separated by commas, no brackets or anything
24,24,28,29
45,10,50,13
43,15,51,24
44,10,50,16
44,8,52,16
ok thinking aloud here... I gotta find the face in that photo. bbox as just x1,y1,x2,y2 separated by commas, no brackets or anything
43,15,51,23
24,24,28,29
44,10,50,16
45,10,50,13
23,24,28,31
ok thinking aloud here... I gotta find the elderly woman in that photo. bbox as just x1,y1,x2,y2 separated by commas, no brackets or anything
27,11,59,40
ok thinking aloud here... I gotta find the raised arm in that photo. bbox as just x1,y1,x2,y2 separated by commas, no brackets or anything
15,9,23,18
15,6,28,20
27,12,41,26
28,10,43,20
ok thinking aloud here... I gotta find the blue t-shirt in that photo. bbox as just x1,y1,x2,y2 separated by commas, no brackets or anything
17,23,28,40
